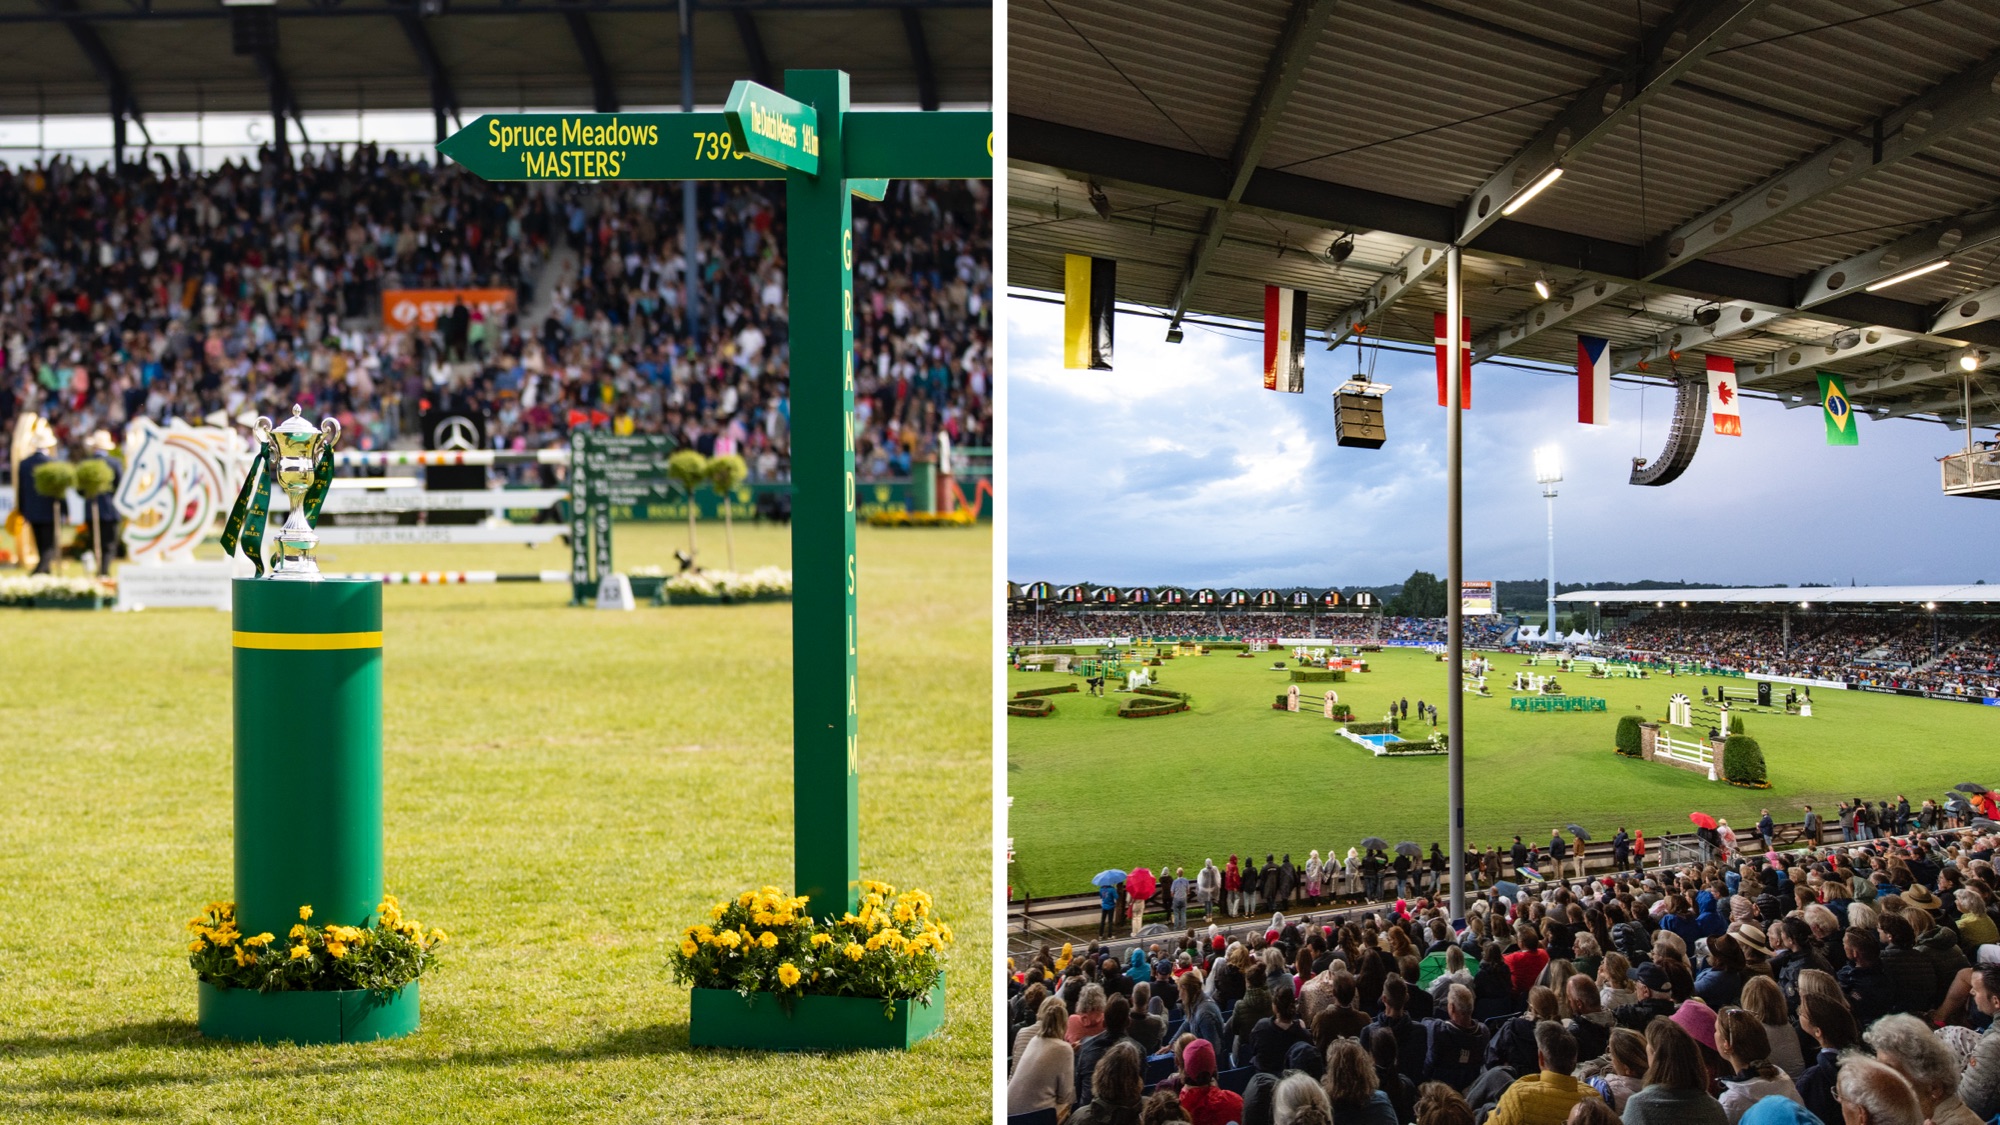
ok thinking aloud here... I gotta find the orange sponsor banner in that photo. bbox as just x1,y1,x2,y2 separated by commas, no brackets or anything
381,288,516,332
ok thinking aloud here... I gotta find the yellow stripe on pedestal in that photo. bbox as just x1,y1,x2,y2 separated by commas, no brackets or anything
231,631,383,651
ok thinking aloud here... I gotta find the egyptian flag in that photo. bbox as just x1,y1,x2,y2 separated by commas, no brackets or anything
1263,286,1307,393
1434,313,1471,408
1818,371,1859,446
1062,254,1115,370
1577,335,1611,425
1706,354,1742,436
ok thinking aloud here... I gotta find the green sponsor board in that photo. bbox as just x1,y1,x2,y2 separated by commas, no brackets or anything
724,80,820,174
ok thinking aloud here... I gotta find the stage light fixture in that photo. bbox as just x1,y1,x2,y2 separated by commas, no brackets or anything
1165,327,1184,344
1327,234,1354,265
1863,258,1951,291
1533,273,1551,300
1693,304,1722,327
1086,181,1112,221
1832,330,1861,350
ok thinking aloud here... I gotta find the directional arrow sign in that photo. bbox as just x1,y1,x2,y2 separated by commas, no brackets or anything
724,80,820,174
437,113,772,181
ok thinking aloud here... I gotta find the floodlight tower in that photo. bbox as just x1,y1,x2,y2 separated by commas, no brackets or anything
1535,446,1562,644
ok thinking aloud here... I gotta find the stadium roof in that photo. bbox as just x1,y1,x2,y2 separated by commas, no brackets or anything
0,0,988,124
1009,0,2000,430
1558,584,2000,605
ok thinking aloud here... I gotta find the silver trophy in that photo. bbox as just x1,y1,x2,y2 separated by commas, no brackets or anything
254,405,342,581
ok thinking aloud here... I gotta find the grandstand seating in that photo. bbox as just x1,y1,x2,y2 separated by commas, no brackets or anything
0,148,990,485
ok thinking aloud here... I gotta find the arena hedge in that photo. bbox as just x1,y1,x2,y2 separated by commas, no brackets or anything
1012,684,1079,699
1615,715,1644,757
1007,698,1055,717
1118,687,1190,718
1289,669,1347,683
1724,734,1769,788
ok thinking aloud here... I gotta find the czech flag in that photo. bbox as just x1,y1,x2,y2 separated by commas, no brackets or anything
1577,335,1611,425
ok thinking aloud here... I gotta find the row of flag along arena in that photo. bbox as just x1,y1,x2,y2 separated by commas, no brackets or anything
1058,253,1861,448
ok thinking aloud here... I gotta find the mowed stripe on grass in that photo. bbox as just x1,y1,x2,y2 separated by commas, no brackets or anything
1006,646,2000,897
0,522,991,1123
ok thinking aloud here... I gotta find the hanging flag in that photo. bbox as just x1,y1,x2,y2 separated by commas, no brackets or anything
1263,286,1307,393
1062,254,1115,370
1818,371,1859,446
1576,335,1611,425
1433,313,1471,409
1706,354,1742,436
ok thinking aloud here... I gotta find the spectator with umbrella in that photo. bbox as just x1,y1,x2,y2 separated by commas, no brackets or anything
1359,841,1388,901
1393,843,1419,899
1093,869,1126,938
1567,825,1590,880
1126,866,1157,938
1689,812,1720,864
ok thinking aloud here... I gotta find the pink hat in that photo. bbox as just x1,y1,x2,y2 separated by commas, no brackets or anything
1183,1036,1217,1080
1671,998,1718,1052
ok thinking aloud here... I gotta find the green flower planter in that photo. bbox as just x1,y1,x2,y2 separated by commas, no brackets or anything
29,595,101,610
688,972,945,1051
197,980,419,1045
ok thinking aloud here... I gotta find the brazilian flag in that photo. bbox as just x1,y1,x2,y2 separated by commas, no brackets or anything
1818,371,1859,446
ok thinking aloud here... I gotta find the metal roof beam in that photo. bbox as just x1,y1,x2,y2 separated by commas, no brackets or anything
1935,283,2000,337
565,10,617,113
1799,202,2000,309
1013,115,2000,352
1737,327,1920,385
1323,241,1445,348
1648,49,2000,278
733,10,773,88
1879,379,2000,421
899,6,937,111
40,0,142,132
1852,347,1994,395
1471,280,1624,360
1606,302,1787,372
395,10,455,142
1456,0,1772,246
1164,0,1339,335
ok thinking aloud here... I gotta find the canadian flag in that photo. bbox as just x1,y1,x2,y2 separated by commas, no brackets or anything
1706,355,1742,436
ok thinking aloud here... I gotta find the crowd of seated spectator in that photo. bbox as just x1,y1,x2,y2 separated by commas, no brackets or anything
0,146,990,486
1005,610,1508,649
1007,824,2000,1125
1602,612,2000,700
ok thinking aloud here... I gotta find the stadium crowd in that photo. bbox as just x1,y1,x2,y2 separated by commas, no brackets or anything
1006,611,1510,649
1007,824,2000,1125
0,146,991,485
1604,613,2000,701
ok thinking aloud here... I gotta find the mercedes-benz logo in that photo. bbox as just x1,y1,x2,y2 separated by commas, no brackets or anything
433,416,479,451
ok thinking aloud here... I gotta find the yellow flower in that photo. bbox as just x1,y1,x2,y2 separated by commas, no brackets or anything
843,942,865,962
289,945,310,961
680,939,699,957
709,903,728,922
893,903,915,924
187,940,203,954
289,924,306,940
326,941,349,959
758,930,779,949
245,933,274,948
776,963,801,988
429,928,447,944
810,933,834,947
299,905,313,922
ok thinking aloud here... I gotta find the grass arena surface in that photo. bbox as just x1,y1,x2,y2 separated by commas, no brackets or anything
1006,645,2000,898
0,522,990,1123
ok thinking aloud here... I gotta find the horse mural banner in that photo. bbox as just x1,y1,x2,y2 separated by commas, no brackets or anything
116,418,249,565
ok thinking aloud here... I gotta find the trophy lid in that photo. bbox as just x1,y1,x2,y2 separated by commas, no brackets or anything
272,404,318,436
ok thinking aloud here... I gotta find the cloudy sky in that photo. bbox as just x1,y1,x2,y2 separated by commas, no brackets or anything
1006,295,2000,590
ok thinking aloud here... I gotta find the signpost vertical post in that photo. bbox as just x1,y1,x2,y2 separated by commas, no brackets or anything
570,433,592,604
783,70,860,918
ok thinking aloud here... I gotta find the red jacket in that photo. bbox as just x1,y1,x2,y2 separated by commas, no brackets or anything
1223,858,1241,892
1180,1084,1244,1125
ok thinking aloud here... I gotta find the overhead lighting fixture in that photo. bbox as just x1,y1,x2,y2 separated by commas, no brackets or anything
1693,304,1721,328
1533,273,1552,301
1863,258,1951,292
1500,167,1563,216
1327,234,1355,265
1960,351,1984,371
1165,327,1184,344
1832,329,1861,350
1086,181,1111,221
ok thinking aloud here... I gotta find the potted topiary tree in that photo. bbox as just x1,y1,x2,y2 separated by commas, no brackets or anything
1722,734,1768,788
706,453,748,572
31,460,77,577
665,449,709,565
73,458,114,576
1615,714,1643,757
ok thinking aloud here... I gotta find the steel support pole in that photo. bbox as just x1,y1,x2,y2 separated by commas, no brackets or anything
680,0,700,344
1545,490,1557,640
1446,244,1465,921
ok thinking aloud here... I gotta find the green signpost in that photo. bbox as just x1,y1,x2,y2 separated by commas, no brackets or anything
440,74,991,928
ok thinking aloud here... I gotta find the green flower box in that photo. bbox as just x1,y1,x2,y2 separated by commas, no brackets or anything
196,980,420,1045
628,575,666,603
29,595,102,610
689,972,945,1051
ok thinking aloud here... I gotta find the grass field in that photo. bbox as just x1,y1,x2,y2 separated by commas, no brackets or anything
0,521,991,1123
1006,645,2000,897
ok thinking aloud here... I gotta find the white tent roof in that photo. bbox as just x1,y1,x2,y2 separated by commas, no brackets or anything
1557,585,2000,606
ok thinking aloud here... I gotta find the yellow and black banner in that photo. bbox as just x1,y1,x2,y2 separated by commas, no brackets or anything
1063,254,1116,370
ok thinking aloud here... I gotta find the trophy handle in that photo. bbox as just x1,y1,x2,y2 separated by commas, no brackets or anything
320,416,343,452
253,415,274,447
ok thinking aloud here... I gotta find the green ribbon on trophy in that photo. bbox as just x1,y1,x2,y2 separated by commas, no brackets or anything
220,447,274,577
300,442,335,525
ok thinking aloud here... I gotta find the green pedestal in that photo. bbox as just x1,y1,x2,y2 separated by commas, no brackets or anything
197,980,418,1045
205,579,417,1043
688,973,946,1051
